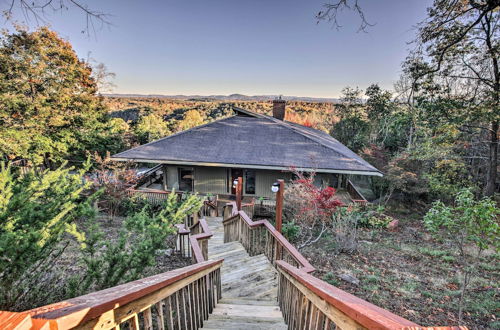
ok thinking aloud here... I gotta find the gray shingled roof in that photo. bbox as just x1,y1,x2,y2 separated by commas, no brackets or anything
111,107,382,176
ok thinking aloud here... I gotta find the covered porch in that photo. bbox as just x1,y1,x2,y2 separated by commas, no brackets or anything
127,164,369,217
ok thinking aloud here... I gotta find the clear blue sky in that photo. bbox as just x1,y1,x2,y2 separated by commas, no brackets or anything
6,0,433,98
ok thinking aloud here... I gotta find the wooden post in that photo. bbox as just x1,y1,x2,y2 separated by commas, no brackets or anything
236,177,243,211
162,165,168,190
275,179,284,233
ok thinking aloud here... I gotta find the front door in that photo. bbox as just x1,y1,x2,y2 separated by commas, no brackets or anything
231,168,244,194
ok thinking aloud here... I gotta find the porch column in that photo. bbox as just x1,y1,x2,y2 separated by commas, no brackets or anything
162,165,167,190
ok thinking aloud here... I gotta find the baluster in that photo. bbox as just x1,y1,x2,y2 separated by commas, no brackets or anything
143,307,153,330
185,285,193,329
155,301,165,330
175,291,182,329
165,296,174,329
128,314,140,330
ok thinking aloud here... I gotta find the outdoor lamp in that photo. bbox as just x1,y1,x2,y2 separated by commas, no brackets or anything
233,179,238,188
271,182,280,193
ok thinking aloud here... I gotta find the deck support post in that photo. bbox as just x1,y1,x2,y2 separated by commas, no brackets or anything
275,179,284,233
236,177,243,211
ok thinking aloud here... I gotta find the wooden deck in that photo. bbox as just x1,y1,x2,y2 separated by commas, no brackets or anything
203,216,287,329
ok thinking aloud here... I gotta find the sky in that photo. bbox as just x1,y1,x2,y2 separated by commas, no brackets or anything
5,0,433,98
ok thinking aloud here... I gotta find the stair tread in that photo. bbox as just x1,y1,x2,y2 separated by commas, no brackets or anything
200,216,287,329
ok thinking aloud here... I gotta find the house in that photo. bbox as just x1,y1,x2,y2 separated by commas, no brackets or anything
111,100,381,204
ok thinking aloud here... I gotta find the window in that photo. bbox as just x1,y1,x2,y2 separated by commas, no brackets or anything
245,170,256,194
178,168,194,192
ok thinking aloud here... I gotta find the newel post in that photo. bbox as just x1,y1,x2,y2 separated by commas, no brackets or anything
236,176,243,211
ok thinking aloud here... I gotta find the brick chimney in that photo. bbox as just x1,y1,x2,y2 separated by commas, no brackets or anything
272,97,286,120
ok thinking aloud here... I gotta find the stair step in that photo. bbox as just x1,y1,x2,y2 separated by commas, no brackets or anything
218,298,278,306
211,303,282,318
202,216,287,329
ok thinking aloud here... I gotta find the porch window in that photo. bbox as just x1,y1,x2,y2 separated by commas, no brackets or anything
178,168,194,192
245,170,256,194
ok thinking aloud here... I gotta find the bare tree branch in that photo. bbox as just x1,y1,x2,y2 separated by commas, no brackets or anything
3,0,111,36
316,0,375,33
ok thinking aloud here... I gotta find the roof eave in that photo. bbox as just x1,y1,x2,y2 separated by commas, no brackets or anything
110,157,384,177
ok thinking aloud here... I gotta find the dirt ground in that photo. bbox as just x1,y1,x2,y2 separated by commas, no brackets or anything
300,212,499,329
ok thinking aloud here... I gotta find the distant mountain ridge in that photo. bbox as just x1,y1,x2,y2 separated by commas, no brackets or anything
104,93,340,103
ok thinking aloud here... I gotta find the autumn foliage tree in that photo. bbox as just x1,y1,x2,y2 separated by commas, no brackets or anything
285,170,343,249
0,26,122,167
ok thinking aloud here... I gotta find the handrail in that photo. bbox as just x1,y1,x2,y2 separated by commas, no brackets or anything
347,179,368,203
223,201,314,273
177,217,213,263
134,164,164,188
189,218,213,263
277,260,419,329
2,259,223,329
223,202,465,330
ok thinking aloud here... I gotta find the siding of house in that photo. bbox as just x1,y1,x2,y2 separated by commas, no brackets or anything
194,166,228,194
163,165,341,197
254,169,292,198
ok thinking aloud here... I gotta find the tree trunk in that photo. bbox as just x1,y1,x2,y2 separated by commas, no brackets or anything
484,120,498,196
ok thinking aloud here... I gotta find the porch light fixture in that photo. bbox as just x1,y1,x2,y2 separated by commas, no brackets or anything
271,182,280,193
233,179,239,188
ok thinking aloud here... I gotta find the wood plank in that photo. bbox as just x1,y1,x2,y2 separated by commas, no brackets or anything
143,308,153,330
155,301,164,330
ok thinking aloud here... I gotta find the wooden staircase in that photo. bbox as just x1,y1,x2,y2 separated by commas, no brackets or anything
202,216,287,329
0,205,464,329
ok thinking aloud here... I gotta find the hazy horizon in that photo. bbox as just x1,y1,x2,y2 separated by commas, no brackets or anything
5,0,433,98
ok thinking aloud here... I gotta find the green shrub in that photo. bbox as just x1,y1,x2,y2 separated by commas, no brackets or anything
357,205,393,229
282,221,300,241
74,191,203,294
0,162,93,310
424,189,499,322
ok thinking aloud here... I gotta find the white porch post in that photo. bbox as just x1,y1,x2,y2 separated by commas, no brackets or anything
162,165,167,190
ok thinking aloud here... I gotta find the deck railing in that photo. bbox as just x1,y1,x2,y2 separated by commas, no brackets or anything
346,179,368,206
0,259,222,330
177,217,213,263
135,164,164,188
126,188,184,205
222,201,464,330
223,202,314,272
199,197,218,217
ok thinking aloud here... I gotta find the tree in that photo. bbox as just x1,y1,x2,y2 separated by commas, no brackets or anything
135,113,170,143
284,170,343,249
0,26,121,166
177,109,204,131
410,0,499,196
0,162,92,309
3,1,110,35
316,0,374,32
331,87,370,152
424,189,499,322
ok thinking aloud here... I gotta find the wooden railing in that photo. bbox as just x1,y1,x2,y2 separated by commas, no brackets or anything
126,188,183,205
199,196,218,217
134,164,164,188
177,217,213,263
222,202,464,330
0,259,222,330
347,179,368,206
277,261,420,329
222,202,314,273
